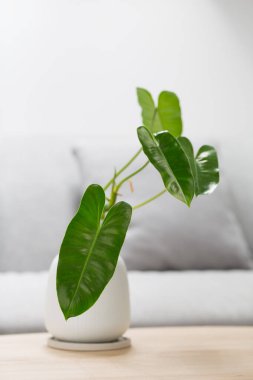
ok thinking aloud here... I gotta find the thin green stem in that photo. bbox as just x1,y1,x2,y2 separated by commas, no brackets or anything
107,169,118,209
103,147,143,191
133,189,166,210
106,161,149,211
115,161,149,193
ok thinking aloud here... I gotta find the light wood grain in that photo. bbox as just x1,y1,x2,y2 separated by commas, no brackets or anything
1,327,253,379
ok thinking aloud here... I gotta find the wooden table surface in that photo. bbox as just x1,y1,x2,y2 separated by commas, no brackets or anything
1,327,253,379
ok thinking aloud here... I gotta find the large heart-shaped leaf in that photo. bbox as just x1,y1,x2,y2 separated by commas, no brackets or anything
178,137,219,196
57,184,132,320
136,88,183,137
177,137,197,183
137,127,194,206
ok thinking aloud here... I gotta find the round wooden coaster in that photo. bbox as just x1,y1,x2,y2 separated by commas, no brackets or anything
47,336,131,352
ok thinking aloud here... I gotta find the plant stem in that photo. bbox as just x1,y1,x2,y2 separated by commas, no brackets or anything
107,169,117,208
132,189,166,210
115,161,149,193
106,161,149,211
103,147,143,191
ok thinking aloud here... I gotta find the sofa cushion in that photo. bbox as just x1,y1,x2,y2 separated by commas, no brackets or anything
221,140,253,257
1,270,253,333
0,272,47,334
73,139,252,270
0,136,80,271
129,270,253,326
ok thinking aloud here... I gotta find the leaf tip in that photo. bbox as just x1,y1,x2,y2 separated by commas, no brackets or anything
186,200,192,208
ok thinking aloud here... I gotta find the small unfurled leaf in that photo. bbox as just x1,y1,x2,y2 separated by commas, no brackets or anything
178,137,219,196
137,126,194,206
136,88,156,131
57,184,132,320
137,88,183,137
157,91,183,137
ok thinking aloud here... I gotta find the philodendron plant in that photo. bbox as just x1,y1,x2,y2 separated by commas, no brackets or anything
56,88,219,320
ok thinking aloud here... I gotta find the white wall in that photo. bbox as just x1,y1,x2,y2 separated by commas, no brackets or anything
1,0,253,143
1,0,253,255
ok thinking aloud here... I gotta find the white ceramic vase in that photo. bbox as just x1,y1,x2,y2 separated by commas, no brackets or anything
45,255,130,343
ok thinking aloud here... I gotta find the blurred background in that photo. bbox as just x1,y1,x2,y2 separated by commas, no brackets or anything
1,0,253,141
0,0,253,333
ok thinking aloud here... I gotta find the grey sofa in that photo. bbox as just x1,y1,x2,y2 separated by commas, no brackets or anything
0,135,253,334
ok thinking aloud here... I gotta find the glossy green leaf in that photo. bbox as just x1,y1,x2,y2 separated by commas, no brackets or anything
137,127,194,206
137,88,183,137
195,145,219,195
57,184,132,320
157,91,183,137
178,137,219,196
177,137,197,182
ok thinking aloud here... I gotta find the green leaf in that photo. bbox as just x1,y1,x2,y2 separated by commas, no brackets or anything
137,127,194,206
178,137,219,196
136,88,156,131
136,88,183,137
177,137,197,182
195,145,219,195
157,91,183,137
57,184,132,320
